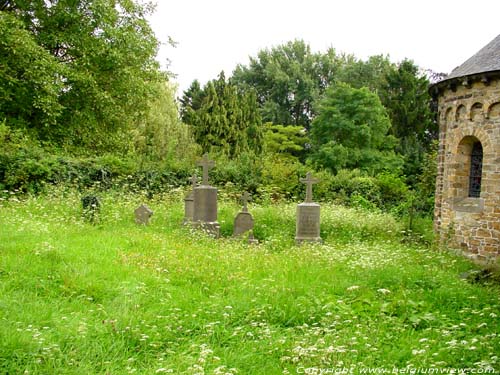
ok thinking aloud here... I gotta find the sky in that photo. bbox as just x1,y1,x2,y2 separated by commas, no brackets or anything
147,0,500,95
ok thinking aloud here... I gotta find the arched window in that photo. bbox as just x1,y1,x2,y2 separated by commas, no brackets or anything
468,141,483,198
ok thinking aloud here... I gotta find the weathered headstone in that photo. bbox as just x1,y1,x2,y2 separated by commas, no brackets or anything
82,195,100,223
233,192,254,237
183,174,198,223
295,172,322,244
135,204,153,225
192,154,220,237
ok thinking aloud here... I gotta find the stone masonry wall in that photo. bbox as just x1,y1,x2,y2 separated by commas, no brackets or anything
434,78,500,260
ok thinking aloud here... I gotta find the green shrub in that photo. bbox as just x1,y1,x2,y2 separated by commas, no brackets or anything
1,149,54,193
321,169,379,206
211,152,263,198
1,121,417,216
258,154,308,202
0,148,190,195
375,173,409,209
310,169,412,212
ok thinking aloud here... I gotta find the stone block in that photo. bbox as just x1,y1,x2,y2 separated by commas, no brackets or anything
295,203,321,244
135,204,153,225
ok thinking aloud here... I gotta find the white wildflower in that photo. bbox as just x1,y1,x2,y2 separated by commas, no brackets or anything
377,288,391,295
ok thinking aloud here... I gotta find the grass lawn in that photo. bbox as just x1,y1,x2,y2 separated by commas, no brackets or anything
0,188,499,374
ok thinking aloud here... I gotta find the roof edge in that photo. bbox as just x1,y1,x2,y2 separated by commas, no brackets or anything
429,70,500,98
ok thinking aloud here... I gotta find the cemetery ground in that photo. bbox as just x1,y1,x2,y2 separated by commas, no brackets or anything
0,187,499,374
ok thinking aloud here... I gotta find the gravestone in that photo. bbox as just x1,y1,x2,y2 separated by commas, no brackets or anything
233,192,254,237
183,174,198,223
192,154,220,237
82,195,100,223
135,204,153,225
295,172,322,244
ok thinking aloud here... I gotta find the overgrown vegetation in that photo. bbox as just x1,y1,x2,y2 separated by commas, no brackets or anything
1,2,438,228
0,189,498,373
2,2,493,373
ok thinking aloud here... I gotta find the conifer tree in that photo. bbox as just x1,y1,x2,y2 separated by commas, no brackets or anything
180,80,204,126
182,73,263,157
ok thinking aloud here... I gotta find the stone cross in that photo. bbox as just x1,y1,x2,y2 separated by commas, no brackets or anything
197,153,215,185
241,191,251,212
300,172,320,203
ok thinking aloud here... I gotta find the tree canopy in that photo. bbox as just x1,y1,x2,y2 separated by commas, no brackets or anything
231,40,344,129
0,11,63,131
309,83,402,174
181,72,263,157
263,123,308,159
131,81,198,166
1,0,165,152
228,42,436,186
2,5,439,209
381,59,435,141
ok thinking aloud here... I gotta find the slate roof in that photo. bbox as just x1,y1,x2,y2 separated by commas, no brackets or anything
446,34,500,79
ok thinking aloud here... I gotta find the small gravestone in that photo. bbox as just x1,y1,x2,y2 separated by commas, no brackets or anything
183,174,198,223
82,195,100,223
295,172,322,244
233,192,254,237
135,204,153,225
192,154,220,237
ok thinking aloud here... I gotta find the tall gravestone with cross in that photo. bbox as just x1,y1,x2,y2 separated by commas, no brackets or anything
183,174,198,223
295,172,322,244
192,154,220,237
233,191,254,237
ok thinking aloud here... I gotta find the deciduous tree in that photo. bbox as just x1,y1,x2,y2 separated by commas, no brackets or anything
132,81,198,165
231,40,343,129
309,83,402,174
1,0,164,153
0,12,63,131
